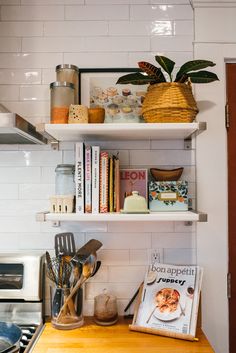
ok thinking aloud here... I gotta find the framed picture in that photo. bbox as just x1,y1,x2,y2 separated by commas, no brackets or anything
78,68,148,123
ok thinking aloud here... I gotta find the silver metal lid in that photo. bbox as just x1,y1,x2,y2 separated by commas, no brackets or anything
50,81,75,89
55,164,75,172
56,64,79,72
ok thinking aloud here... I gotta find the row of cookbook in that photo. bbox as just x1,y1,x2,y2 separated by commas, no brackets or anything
75,142,149,214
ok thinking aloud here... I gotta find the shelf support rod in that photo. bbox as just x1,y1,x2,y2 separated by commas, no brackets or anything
36,123,59,150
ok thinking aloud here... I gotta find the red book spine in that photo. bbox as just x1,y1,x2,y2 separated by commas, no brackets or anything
99,151,109,213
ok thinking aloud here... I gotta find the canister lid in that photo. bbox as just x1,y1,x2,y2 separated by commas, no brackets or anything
55,164,75,172
50,81,75,89
56,64,79,72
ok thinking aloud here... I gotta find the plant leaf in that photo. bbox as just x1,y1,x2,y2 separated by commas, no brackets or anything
176,73,189,83
138,61,166,82
188,70,219,83
116,72,156,85
176,60,216,81
155,55,175,81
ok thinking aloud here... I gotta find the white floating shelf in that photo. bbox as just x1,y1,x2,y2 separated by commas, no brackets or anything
40,122,206,142
36,211,207,223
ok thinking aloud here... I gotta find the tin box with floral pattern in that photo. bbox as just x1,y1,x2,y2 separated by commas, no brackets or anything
149,181,188,211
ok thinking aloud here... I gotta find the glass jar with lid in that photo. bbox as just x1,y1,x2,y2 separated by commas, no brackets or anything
94,289,118,326
55,164,75,196
56,64,79,104
50,82,75,124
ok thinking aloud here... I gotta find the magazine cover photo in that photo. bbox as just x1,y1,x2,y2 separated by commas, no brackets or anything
135,263,201,336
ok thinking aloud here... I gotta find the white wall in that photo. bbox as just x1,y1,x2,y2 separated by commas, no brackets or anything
0,0,198,330
194,3,233,353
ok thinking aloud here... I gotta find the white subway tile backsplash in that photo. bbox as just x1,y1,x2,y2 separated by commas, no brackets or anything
86,140,150,150
59,142,74,151
0,200,48,215
108,221,174,233
86,0,148,3
0,0,196,314
128,51,193,68
83,36,150,52
19,183,54,200
129,249,148,265
41,167,56,183
0,22,43,37
109,21,173,36
130,5,193,21
1,6,64,21
1,101,49,117
0,184,18,199
0,234,20,250
98,249,129,265
22,37,85,53
22,0,84,4
62,150,75,164
88,265,109,283
0,69,41,85
108,266,146,283
151,232,196,249
151,35,193,52
163,248,196,265
0,0,20,3
173,20,194,36
18,144,52,152
0,53,62,69
44,21,108,37
0,167,40,183
0,38,21,52
0,215,40,233
65,5,129,20
20,85,49,101
87,232,151,249
151,139,184,149
0,151,62,166
130,149,194,166
64,52,129,68
42,69,55,85
19,232,55,250
0,85,19,101
151,0,190,3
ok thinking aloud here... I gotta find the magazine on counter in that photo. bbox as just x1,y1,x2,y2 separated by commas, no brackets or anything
133,263,203,337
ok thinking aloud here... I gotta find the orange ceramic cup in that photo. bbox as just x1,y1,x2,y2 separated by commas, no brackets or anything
88,107,105,124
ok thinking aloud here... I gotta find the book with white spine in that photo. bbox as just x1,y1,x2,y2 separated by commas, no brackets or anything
75,142,85,214
85,145,92,213
92,146,100,214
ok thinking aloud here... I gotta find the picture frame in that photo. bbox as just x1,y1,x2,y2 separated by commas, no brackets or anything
78,68,148,123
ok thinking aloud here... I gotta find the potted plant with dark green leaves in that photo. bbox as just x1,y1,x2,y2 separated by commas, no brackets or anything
116,56,219,123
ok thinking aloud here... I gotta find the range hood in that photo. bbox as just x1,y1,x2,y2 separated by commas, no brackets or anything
0,112,48,144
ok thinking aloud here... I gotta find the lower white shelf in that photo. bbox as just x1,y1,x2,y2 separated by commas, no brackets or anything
36,210,207,223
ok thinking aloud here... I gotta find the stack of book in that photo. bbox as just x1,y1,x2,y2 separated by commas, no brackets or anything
75,142,120,214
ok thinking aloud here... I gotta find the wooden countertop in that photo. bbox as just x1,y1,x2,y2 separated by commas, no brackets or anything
32,317,215,353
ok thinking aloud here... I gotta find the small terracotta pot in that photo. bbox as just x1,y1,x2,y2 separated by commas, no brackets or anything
88,107,105,124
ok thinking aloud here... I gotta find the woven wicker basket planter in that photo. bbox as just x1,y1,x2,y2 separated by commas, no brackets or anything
142,82,199,123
